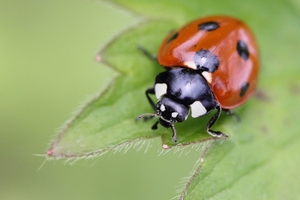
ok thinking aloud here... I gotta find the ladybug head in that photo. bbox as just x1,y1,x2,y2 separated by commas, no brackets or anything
138,96,189,142
156,96,189,125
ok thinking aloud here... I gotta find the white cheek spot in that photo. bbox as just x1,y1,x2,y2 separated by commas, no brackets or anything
155,83,167,99
202,71,212,84
171,112,178,118
160,104,166,112
184,60,197,70
190,101,207,118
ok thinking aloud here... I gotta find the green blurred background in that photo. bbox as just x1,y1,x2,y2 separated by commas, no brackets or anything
0,1,200,199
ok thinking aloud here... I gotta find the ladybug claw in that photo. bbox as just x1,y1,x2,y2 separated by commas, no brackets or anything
207,130,228,138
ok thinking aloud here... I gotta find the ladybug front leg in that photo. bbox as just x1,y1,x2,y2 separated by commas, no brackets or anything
146,87,156,111
206,104,228,138
136,88,157,122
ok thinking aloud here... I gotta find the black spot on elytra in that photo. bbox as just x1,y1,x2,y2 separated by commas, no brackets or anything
198,21,220,31
240,82,249,97
236,40,249,61
193,49,219,72
166,32,178,43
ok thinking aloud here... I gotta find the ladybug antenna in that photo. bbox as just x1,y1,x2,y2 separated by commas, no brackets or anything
137,113,157,121
137,113,178,142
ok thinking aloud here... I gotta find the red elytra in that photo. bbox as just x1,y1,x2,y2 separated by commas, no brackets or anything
157,15,259,109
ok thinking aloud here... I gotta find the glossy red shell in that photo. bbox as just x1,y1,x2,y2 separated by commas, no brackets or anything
157,16,259,109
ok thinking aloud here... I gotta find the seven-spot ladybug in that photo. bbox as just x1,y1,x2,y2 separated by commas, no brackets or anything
138,16,259,142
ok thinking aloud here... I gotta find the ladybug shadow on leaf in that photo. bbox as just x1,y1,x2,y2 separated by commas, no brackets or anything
138,108,240,147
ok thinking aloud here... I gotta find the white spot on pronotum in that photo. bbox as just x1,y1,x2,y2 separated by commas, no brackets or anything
160,104,166,112
190,101,207,118
155,83,167,99
184,61,197,70
202,71,212,84
171,112,178,118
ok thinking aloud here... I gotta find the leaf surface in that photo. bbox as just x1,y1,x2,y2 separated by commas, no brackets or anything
48,0,300,199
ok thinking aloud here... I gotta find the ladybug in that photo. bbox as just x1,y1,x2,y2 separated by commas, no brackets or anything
138,16,259,142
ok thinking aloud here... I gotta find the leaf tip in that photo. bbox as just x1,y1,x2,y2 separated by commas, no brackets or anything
162,143,170,149
95,54,102,62
46,149,54,156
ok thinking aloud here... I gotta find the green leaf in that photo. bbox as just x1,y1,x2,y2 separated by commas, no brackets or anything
47,19,215,158
47,0,300,199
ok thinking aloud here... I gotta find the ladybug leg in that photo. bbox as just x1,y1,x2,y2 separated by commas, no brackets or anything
137,46,158,62
206,105,228,138
136,88,157,121
151,120,159,130
170,124,177,142
146,87,156,110
223,109,241,122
